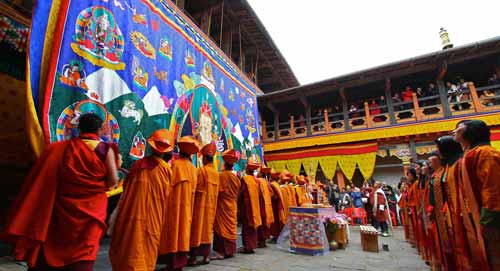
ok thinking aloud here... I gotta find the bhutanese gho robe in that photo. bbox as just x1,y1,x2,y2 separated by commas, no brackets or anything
213,170,240,257
190,163,219,257
4,135,117,269
459,145,500,271
445,163,473,271
238,175,262,250
158,157,197,269
270,181,286,238
408,180,424,254
109,156,171,271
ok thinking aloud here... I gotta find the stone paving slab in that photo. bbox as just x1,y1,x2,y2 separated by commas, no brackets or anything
0,227,428,271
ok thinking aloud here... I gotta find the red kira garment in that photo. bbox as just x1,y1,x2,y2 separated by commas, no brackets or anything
3,136,114,268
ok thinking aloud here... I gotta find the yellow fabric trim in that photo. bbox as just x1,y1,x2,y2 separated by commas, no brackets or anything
286,159,302,175
337,155,357,181
267,160,287,172
492,141,500,151
302,157,319,178
264,113,500,152
26,61,44,157
38,0,63,107
416,145,437,155
356,153,376,180
318,156,338,180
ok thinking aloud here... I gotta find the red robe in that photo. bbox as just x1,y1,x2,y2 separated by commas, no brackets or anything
269,181,286,238
3,137,115,268
238,175,262,250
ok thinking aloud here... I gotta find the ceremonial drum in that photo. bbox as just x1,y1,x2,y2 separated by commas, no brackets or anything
360,225,379,253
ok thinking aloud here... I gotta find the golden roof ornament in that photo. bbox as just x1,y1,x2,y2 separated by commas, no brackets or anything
439,27,453,50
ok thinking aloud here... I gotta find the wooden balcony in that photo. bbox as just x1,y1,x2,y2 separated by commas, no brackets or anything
262,82,500,143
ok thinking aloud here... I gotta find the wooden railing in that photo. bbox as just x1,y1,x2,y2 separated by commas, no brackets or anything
262,82,500,143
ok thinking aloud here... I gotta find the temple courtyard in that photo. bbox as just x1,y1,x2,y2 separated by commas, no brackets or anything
0,227,428,271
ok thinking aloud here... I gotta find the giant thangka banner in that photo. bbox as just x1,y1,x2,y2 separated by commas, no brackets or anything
29,0,263,171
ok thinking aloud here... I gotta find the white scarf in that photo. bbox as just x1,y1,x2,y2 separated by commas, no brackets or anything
372,188,393,231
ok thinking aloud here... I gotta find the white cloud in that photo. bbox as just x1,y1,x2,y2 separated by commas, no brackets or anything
247,0,500,85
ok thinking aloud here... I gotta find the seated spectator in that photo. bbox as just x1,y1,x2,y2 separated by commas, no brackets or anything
446,81,461,110
297,114,306,134
392,93,402,110
488,73,500,85
480,90,496,107
379,95,386,106
427,83,439,96
369,100,383,122
416,87,424,98
402,86,413,103
349,104,358,114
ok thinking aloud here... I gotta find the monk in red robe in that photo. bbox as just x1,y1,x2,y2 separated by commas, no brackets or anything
237,160,262,254
269,170,286,243
3,113,120,271
189,142,219,266
158,136,199,271
212,149,240,259
109,129,174,271
257,166,274,248
453,120,500,271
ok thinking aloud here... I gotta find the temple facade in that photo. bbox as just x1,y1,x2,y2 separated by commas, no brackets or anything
259,38,500,187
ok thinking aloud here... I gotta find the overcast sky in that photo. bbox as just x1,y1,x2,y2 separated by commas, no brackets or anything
247,0,500,85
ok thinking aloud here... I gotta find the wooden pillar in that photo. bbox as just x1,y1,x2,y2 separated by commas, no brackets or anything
222,29,232,57
437,80,452,117
199,8,212,35
290,115,295,137
412,93,422,121
305,105,312,136
340,88,351,130
468,82,483,112
364,101,372,128
385,78,397,124
323,109,330,133
336,169,345,190
273,111,279,141
409,139,418,162
219,0,224,47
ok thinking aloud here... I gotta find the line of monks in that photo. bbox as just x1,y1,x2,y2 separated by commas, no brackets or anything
2,113,330,271
398,120,500,271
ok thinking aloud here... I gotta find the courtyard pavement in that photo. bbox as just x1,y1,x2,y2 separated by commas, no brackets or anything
0,226,428,271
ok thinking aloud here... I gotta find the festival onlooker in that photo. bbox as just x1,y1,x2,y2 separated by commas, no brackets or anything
427,83,439,96
402,86,413,103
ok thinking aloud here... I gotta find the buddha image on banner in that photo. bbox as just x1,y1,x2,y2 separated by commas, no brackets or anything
33,0,263,174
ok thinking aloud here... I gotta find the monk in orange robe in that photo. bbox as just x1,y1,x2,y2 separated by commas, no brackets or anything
279,171,292,222
287,177,298,207
257,166,274,248
109,129,173,271
212,149,240,259
158,136,199,271
189,142,219,265
269,170,286,242
406,168,420,249
453,120,500,271
3,113,119,270
237,160,262,254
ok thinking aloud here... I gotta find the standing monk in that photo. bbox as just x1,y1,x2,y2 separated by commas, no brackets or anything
159,136,199,271
3,113,120,271
269,170,286,243
279,171,292,222
453,120,500,271
212,149,240,259
109,129,174,271
257,166,274,248
238,160,262,254
189,142,219,266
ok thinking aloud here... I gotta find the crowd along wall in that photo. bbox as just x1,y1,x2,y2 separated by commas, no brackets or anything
27,0,264,178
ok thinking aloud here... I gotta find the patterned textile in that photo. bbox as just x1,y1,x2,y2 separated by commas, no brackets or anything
28,0,263,176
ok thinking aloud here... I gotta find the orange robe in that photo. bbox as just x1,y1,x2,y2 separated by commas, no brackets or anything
459,145,500,271
190,163,220,251
295,186,305,206
239,175,262,250
280,184,291,220
109,156,171,271
271,181,286,238
213,170,241,256
287,184,298,207
259,179,275,228
159,157,197,255
4,137,115,268
408,180,423,253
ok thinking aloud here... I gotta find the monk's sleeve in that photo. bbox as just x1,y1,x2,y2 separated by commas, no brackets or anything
476,149,500,214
